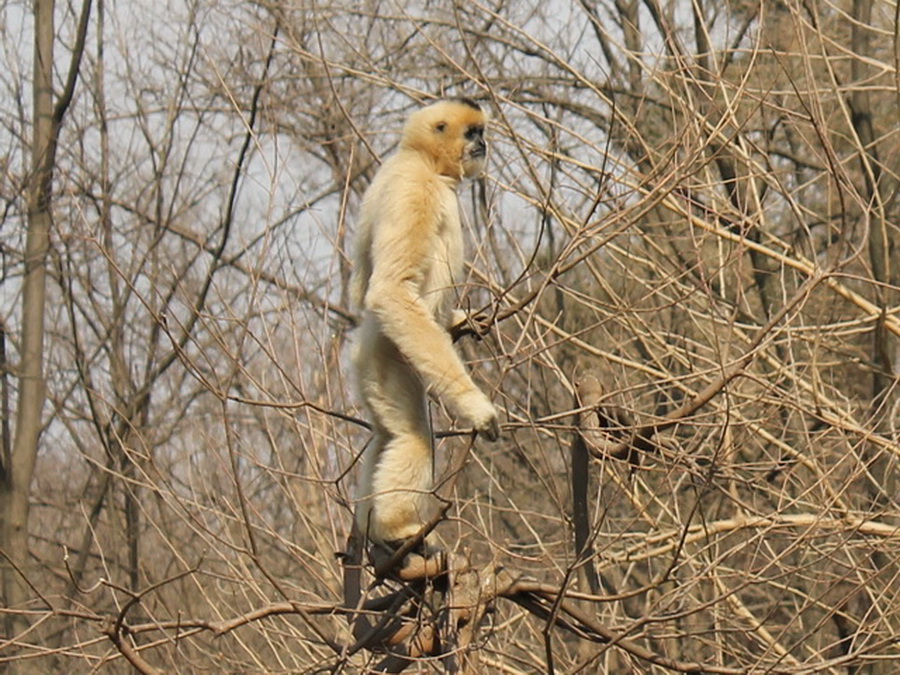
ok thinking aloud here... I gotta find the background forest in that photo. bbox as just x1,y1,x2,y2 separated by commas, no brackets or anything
1,0,898,672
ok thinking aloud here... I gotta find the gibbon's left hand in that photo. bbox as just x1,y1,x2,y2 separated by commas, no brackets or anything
450,311,493,343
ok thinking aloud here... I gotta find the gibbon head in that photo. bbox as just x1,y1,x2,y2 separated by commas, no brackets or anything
400,98,488,180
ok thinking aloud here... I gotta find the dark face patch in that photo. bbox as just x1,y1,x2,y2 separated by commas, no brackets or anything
465,125,486,158
464,125,484,142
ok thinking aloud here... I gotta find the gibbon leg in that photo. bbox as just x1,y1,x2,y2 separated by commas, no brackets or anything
368,425,434,546
355,331,436,547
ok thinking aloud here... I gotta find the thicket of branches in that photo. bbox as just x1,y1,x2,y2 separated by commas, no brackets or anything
1,0,897,672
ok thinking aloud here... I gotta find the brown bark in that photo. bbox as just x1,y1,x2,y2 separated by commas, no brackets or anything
2,0,91,642
850,0,896,412
1,0,56,638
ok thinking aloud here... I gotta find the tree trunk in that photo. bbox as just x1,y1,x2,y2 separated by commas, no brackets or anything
847,4,897,671
850,0,896,412
849,0,897,507
1,0,55,640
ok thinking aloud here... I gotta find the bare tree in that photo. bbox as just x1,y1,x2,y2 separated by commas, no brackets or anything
0,0,897,673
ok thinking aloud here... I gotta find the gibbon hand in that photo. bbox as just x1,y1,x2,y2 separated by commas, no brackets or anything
475,410,501,442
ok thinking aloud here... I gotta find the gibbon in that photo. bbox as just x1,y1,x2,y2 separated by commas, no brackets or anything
350,98,500,549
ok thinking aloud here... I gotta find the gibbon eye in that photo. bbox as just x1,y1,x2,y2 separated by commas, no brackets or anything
434,122,447,133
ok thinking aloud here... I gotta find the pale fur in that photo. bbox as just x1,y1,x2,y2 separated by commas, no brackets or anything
351,100,499,547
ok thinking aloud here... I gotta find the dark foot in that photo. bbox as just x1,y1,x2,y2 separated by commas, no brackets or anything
371,539,446,580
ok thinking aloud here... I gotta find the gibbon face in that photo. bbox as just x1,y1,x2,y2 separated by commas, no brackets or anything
400,98,488,180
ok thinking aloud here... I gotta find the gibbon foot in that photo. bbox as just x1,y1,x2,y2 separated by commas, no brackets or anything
383,538,430,557
371,539,447,581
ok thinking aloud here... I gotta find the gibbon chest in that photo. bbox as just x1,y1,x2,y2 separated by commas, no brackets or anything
421,187,465,324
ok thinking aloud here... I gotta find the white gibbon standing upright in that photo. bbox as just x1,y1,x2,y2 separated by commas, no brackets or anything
350,98,500,551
